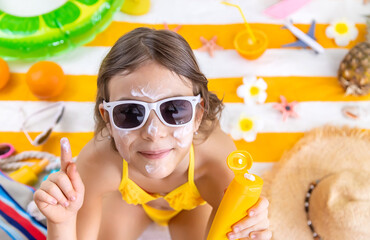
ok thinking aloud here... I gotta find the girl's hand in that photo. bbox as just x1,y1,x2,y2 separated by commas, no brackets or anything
34,138,85,224
227,196,271,240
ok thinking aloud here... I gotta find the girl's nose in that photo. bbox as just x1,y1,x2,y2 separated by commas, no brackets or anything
140,111,167,140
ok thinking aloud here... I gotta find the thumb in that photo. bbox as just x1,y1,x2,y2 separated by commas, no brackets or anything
60,137,72,172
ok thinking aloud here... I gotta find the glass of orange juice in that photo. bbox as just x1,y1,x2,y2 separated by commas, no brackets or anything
234,29,268,60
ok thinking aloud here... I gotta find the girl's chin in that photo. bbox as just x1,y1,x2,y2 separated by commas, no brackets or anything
141,159,175,179
150,160,174,175
142,167,173,179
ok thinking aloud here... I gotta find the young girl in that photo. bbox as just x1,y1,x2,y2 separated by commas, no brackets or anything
34,28,271,240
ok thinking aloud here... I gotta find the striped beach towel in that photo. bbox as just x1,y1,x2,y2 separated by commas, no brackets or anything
1,0,369,177
0,171,46,240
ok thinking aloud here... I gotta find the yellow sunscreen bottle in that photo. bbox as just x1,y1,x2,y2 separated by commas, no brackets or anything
207,150,263,240
9,159,49,186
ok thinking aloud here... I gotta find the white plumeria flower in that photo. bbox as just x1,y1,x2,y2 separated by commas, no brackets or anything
229,113,263,142
237,76,267,105
325,19,358,47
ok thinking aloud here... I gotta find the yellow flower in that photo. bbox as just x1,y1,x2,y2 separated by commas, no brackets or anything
237,76,267,105
326,19,358,47
229,113,263,142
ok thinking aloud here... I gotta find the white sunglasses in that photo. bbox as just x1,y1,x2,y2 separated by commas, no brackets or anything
21,102,65,146
103,95,201,130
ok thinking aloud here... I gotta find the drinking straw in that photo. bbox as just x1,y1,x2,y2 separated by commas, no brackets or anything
222,2,256,44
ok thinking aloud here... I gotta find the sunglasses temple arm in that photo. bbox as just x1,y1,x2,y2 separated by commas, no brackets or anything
22,102,65,125
55,106,65,124
21,102,65,147
21,128,38,146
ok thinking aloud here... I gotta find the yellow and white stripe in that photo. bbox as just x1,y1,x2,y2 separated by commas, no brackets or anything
0,0,369,176
5,48,356,76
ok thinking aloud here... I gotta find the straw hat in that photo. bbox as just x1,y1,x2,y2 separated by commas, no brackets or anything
262,125,370,240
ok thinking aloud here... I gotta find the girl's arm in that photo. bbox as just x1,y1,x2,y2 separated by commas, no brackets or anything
34,138,85,240
196,126,271,240
74,139,117,239
75,157,103,239
47,217,78,240
195,126,237,238
39,138,115,240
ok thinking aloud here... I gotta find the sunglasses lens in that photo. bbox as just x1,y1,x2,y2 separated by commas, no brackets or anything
113,104,145,129
0,145,10,155
160,100,193,125
35,128,53,146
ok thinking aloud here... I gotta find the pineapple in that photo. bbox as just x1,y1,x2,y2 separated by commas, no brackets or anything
338,17,370,96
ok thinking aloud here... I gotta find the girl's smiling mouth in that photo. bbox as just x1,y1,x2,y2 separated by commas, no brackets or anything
139,149,172,160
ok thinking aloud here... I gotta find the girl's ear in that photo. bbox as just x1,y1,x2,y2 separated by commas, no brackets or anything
99,103,114,136
99,103,109,123
194,99,204,132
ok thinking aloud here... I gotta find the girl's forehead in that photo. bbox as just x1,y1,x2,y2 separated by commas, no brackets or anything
108,63,193,101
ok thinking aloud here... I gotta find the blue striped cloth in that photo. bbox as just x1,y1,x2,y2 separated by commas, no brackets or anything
0,170,47,240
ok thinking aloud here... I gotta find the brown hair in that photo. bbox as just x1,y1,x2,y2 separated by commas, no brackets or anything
94,27,223,143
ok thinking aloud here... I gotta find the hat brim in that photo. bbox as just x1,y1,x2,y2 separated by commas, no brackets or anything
262,125,370,240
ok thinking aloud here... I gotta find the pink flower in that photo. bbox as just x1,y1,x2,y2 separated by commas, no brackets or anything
273,96,299,121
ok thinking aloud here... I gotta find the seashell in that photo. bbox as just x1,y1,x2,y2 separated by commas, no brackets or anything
341,106,362,120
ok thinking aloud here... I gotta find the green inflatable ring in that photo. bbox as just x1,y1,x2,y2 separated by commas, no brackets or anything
0,0,124,60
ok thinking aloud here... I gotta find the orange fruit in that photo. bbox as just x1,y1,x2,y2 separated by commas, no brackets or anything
0,57,10,90
26,61,66,99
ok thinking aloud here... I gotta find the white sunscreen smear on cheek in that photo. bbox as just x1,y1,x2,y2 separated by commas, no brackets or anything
117,129,131,143
173,123,193,148
116,129,132,162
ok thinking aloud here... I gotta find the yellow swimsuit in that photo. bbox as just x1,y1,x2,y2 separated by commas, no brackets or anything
118,145,206,226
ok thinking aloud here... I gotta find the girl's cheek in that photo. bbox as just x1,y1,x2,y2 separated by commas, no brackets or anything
114,129,133,162
173,123,194,148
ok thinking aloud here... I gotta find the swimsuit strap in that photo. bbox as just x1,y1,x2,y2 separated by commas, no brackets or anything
188,144,196,188
122,159,129,181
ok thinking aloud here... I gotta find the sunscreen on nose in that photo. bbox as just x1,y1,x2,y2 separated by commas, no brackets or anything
9,159,49,186
207,150,263,240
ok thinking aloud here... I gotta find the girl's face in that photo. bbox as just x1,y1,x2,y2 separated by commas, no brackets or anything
100,61,203,179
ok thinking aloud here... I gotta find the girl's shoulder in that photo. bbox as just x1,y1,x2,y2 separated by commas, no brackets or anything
195,125,237,168
193,126,236,206
76,136,123,194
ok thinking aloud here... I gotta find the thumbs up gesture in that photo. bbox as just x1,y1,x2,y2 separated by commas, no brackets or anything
34,138,85,224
